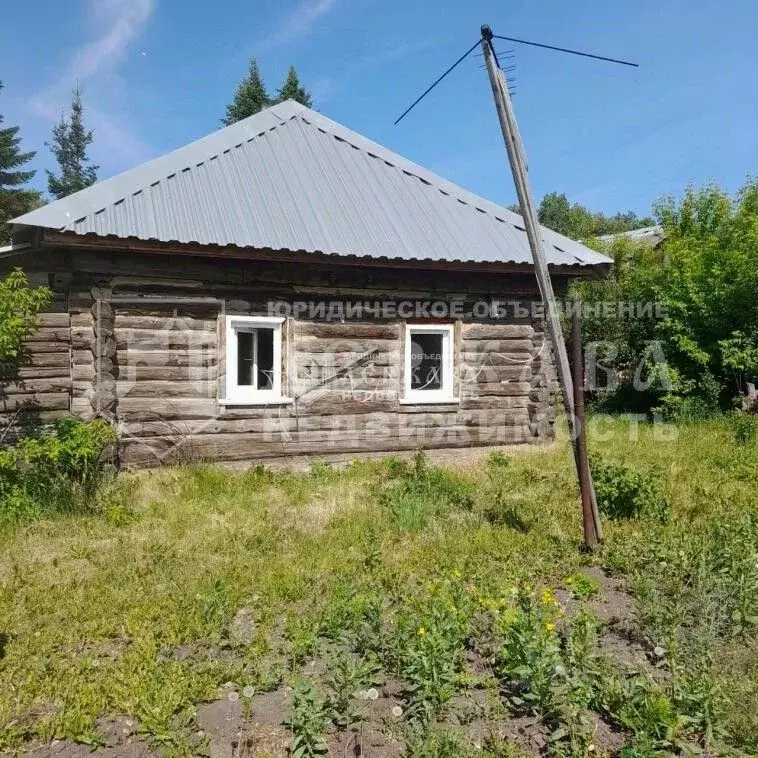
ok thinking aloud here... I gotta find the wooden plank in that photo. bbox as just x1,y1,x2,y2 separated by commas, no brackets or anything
0,409,71,424
460,339,533,354
114,315,217,331
70,312,93,328
17,367,71,379
461,351,537,366
116,349,216,368
0,393,70,411
1,378,72,394
26,328,71,343
293,336,396,353
461,382,531,397
115,332,216,350
460,396,529,410
116,380,216,398
461,324,534,340
21,352,71,369
116,365,219,382
38,313,71,328
25,342,71,354
119,425,530,466
117,398,220,420
295,323,400,340
294,351,399,366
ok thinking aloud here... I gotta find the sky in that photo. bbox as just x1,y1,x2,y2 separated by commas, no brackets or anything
1,0,756,217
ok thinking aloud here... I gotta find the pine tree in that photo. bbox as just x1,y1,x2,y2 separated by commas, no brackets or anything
0,81,41,244
223,58,270,125
46,85,98,200
275,66,312,107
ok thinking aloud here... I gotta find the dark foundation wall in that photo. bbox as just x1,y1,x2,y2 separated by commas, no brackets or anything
3,247,561,466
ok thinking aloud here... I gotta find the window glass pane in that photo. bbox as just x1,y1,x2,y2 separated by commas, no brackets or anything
237,331,254,386
410,332,443,391
256,328,274,390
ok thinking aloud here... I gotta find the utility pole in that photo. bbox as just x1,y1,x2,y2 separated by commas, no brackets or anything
571,304,598,548
480,24,602,546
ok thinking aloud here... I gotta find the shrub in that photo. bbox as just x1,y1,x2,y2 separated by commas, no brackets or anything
0,268,51,381
0,417,117,524
590,454,669,522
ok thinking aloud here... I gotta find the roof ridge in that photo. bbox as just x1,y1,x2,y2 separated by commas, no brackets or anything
291,107,524,228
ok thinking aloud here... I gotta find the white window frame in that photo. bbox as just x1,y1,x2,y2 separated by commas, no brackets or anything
401,323,458,405
221,315,290,406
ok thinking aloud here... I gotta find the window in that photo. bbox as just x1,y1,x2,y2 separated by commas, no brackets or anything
224,316,287,404
403,323,457,404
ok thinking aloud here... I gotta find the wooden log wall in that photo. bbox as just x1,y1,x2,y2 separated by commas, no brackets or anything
0,291,71,430
6,248,563,466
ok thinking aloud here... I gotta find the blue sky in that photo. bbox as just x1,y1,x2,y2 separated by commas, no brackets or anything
2,0,756,217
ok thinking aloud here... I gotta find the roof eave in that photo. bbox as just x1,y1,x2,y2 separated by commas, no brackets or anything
40,229,610,278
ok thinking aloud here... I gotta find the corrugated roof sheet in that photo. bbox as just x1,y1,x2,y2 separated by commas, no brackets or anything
12,100,611,268
598,225,664,246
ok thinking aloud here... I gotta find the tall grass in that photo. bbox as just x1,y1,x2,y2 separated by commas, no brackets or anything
0,417,755,753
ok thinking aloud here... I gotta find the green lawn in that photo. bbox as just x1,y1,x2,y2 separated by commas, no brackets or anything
0,418,756,756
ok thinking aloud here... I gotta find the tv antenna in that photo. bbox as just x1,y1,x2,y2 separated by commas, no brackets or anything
395,26,638,548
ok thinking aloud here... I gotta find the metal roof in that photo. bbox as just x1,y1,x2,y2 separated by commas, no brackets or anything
598,225,664,246
12,100,610,269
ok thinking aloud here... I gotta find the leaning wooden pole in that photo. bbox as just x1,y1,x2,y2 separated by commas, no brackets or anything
480,24,602,546
571,304,598,547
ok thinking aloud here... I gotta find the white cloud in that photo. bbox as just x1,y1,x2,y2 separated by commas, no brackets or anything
258,0,338,52
29,0,156,172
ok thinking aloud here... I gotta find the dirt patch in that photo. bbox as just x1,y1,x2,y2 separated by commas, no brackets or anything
18,717,158,758
328,728,404,758
233,724,290,757
196,688,293,758
591,714,626,754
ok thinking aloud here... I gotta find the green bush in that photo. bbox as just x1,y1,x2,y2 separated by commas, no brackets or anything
0,417,117,524
0,268,51,381
574,180,758,414
590,454,669,522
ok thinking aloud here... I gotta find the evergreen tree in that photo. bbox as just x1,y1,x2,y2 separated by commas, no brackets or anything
223,58,270,125
0,81,41,244
46,85,98,200
275,66,312,107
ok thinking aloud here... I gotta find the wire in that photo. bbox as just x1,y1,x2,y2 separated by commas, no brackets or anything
473,50,515,58
394,37,482,125
492,34,638,67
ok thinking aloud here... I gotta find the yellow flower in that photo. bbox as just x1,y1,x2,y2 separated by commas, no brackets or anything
417,627,426,636
540,588,554,605
545,621,555,632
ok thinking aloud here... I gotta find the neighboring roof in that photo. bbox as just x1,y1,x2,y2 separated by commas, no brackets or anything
598,225,664,246
12,100,610,269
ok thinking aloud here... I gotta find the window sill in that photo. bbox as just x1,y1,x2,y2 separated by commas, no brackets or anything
399,397,460,406
218,397,294,407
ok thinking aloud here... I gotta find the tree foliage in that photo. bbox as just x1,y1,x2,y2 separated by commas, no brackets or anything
0,268,51,381
223,59,312,125
0,81,41,243
538,191,654,240
223,58,270,125
46,85,98,200
275,66,312,108
573,180,758,417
